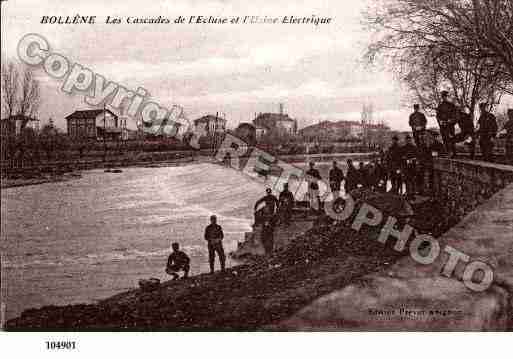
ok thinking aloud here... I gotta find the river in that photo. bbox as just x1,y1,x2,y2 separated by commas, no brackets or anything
1,161,341,321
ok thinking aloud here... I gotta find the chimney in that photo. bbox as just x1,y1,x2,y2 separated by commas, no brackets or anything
279,103,284,116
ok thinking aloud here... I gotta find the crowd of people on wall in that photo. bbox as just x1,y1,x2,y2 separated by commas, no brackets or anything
165,94,513,280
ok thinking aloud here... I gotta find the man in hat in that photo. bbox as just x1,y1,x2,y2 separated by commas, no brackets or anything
329,160,345,198
204,215,226,273
306,161,322,211
401,135,419,199
386,135,404,194
504,109,513,164
278,183,295,226
436,91,457,157
254,188,279,225
409,104,427,148
477,103,498,162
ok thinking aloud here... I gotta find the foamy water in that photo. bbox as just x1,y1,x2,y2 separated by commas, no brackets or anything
1,161,340,320
0,163,275,320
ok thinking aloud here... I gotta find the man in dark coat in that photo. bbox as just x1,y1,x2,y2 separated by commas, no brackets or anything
409,104,427,148
477,103,498,162
401,135,419,199
278,183,294,226
345,159,358,194
254,188,279,225
204,215,225,273
436,91,457,157
329,161,345,198
306,161,322,211
387,135,404,194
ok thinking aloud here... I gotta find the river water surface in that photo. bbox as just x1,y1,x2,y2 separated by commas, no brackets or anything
1,161,339,321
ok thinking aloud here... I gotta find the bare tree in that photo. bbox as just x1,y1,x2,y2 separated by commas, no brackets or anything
363,0,511,121
1,59,40,121
1,60,20,118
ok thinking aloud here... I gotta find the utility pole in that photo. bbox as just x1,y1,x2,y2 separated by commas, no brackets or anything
103,104,107,163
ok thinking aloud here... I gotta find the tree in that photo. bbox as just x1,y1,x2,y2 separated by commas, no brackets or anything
1,60,19,118
363,0,512,120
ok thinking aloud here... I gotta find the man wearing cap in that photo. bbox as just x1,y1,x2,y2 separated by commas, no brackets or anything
477,103,498,162
254,188,279,225
306,161,322,211
329,161,345,198
386,135,404,194
504,109,513,164
278,183,294,226
401,135,419,199
436,91,457,157
409,104,427,148
204,215,226,273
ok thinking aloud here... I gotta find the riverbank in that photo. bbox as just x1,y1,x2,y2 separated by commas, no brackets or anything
0,171,83,189
5,190,444,330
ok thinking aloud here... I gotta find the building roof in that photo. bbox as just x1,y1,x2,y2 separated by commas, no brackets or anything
253,112,295,130
65,109,118,120
193,115,226,125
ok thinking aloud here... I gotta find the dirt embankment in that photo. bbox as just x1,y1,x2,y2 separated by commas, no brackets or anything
5,191,446,331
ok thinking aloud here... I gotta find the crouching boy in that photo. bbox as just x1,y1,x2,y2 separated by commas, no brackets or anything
166,242,190,280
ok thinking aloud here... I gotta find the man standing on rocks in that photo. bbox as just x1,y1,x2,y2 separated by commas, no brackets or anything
436,91,457,157
387,135,403,194
329,161,344,199
409,104,427,148
204,215,225,273
306,161,322,212
278,183,294,226
254,188,279,225
477,103,498,162
401,135,419,199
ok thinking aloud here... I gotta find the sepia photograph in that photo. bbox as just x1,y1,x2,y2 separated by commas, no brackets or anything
0,0,512,356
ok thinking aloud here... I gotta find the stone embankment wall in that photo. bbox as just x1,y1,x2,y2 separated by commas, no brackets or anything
276,159,513,331
432,158,513,225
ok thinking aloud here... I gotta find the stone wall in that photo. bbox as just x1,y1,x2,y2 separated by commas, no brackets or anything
275,159,513,331
432,158,513,225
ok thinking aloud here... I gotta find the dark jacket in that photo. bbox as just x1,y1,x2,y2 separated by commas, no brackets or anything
401,143,418,160
436,100,457,126
387,143,403,169
409,112,427,131
329,167,344,184
255,194,279,213
477,112,498,138
279,190,294,207
306,168,321,190
504,118,513,138
167,250,190,268
204,223,224,242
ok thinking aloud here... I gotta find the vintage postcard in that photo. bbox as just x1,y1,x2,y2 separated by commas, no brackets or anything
1,0,512,353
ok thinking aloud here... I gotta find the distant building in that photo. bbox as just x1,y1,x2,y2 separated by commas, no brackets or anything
65,109,121,140
252,112,297,139
193,115,227,134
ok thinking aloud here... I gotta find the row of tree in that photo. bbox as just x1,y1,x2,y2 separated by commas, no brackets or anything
364,0,513,121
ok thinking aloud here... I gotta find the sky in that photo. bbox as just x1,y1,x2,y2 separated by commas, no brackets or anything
1,0,435,131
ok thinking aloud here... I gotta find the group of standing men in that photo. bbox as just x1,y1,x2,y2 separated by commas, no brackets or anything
411,91,501,162
165,96,513,280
